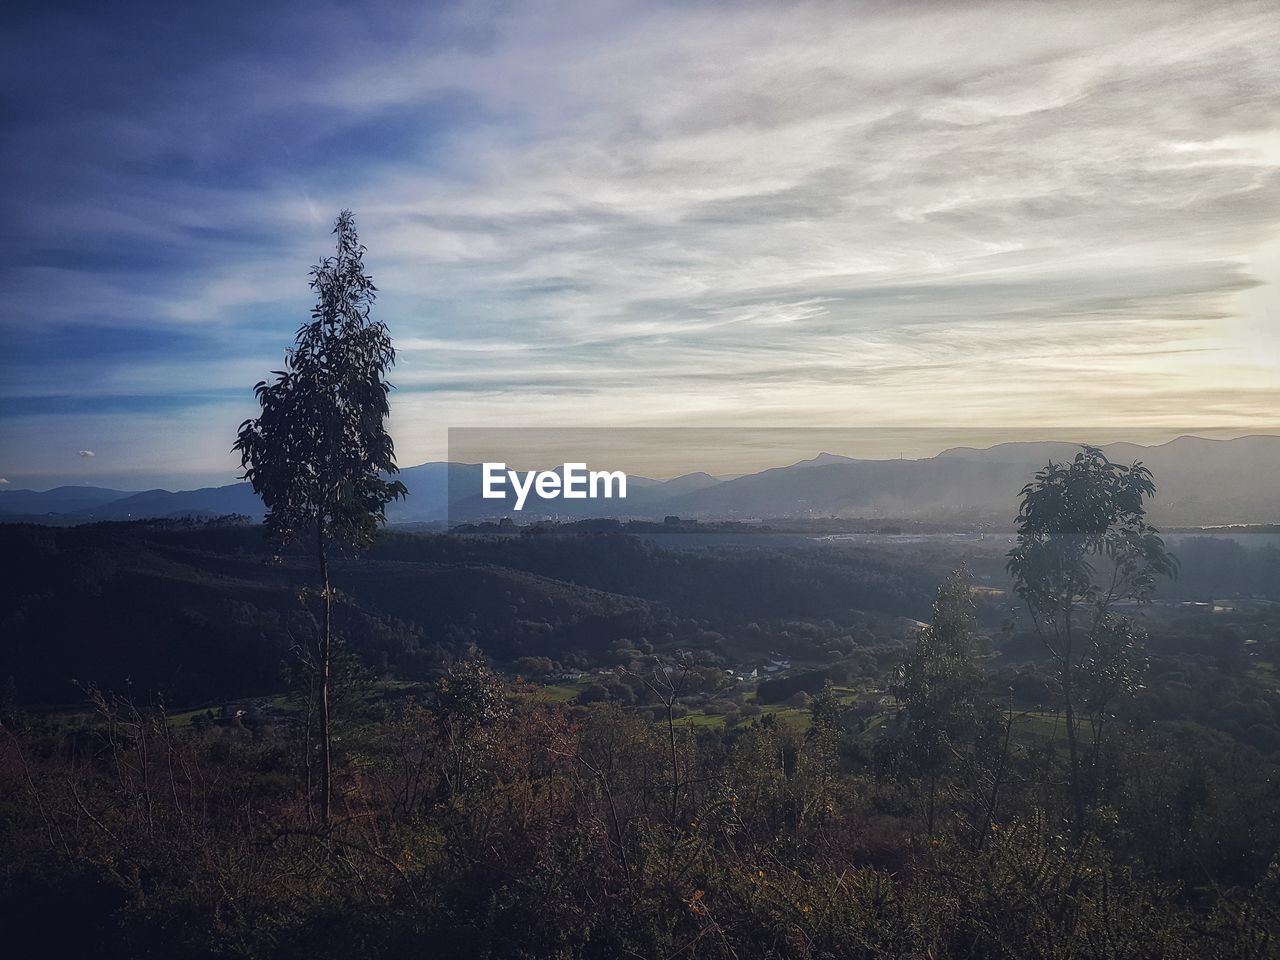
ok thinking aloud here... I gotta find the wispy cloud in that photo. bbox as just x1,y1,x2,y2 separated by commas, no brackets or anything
1,0,1278,487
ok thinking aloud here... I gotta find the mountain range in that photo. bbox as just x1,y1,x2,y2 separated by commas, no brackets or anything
3,435,1277,528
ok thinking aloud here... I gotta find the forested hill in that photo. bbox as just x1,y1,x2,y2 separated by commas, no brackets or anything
0,522,941,706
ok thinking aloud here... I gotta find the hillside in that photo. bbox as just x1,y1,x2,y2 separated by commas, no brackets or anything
0,523,940,705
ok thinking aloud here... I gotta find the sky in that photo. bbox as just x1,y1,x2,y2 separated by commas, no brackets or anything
1,0,1279,490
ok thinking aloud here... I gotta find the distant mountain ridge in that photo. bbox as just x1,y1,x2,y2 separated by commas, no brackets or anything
0,483,265,524
656,435,1280,526
0,486,131,515
2,435,1276,527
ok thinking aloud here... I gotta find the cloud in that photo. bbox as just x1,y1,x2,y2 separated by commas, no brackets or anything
78,450,95,458
1,0,1278,486
0,478,9,484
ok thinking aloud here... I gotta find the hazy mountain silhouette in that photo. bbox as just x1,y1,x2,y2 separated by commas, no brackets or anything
3,435,1277,527
71,484,265,521
0,485,132,516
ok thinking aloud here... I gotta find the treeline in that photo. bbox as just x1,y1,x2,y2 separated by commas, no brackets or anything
369,528,941,622
0,523,935,705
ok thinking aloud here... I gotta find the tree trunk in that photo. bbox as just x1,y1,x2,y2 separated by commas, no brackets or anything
976,694,1014,851
667,697,680,828
1062,665,1085,838
317,519,332,827
1061,606,1085,839
926,769,937,834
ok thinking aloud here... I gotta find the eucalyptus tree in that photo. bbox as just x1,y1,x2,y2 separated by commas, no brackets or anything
1006,445,1174,836
234,210,406,825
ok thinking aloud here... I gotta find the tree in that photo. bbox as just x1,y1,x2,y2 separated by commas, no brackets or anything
433,650,511,799
1079,613,1148,787
891,568,985,833
234,210,406,825
1006,445,1175,836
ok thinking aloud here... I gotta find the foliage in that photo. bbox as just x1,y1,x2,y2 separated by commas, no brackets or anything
233,210,406,547
1006,445,1177,834
891,567,984,776
1007,446,1176,621
2,682,1277,959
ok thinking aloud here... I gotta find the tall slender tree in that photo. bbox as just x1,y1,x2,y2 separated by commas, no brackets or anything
234,210,406,825
1006,445,1174,836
